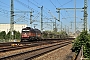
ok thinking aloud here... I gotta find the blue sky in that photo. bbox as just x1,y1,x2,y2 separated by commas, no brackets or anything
0,0,90,32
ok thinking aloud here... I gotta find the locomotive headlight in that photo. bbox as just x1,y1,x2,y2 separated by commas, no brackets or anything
22,36,24,37
27,36,29,37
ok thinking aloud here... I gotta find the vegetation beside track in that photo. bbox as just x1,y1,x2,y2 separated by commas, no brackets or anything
0,30,21,40
72,31,90,59
0,30,68,42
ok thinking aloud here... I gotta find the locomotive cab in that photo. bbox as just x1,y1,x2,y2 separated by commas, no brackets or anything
21,27,41,42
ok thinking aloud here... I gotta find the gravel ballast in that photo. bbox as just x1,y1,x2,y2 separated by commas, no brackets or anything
32,44,72,60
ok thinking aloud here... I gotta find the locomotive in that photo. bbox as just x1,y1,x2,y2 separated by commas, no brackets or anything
21,27,41,42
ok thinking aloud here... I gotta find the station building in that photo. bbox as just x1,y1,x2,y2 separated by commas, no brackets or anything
0,23,27,34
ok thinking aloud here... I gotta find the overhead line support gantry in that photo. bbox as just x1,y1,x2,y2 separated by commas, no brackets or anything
56,0,88,32
56,8,83,33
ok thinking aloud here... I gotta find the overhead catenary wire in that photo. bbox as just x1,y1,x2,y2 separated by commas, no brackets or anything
15,0,48,19
29,0,47,19
49,0,57,8
0,0,85,31
28,0,39,8
15,0,43,15
59,0,73,7
15,0,32,10
56,0,73,20
56,0,74,32
0,0,30,20
0,0,34,24
31,0,54,20
30,0,57,30
0,0,9,7
0,0,23,11
30,0,58,21
29,0,59,30
27,0,56,25
33,0,41,6
56,0,76,27
14,0,41,23
0,8,9,17
0,0,73,23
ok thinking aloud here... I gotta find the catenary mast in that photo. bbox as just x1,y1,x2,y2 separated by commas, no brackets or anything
10,0,14,40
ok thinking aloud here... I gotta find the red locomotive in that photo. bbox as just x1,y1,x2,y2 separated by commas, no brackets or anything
21,27,41,42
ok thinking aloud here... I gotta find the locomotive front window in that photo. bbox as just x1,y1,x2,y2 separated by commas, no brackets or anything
22,30,30,32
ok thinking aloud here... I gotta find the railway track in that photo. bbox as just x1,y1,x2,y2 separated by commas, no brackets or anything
0,40,72,60
0,40,63,52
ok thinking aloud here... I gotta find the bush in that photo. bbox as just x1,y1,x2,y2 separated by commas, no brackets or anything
72,31,90,59
0,31,6,39
0,30,21,40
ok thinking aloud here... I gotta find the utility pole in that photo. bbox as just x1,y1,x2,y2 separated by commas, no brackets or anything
84,0,88,31
10,0,14,40
38,6,43,32
56,10,60,22
48,10,58,32
75,0,76,33
61,22,62,31
56,9,62,32
89,25,90,33
70,22,72,29
68,26,69,34
54,19,57,32
70,22,73,33
65,25,66,32
30,10,34,27
40,6,43,32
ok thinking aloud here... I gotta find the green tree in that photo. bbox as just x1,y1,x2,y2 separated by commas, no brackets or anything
60,31,68,38
13,30,21,39
72,31,90,59
0,31,6,39
6,30,21,40
42,30,68,39
83,34,90,58
6,31,10,39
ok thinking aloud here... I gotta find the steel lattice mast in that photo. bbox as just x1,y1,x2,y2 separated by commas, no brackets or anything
10,0,14,40
84,0,88,31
